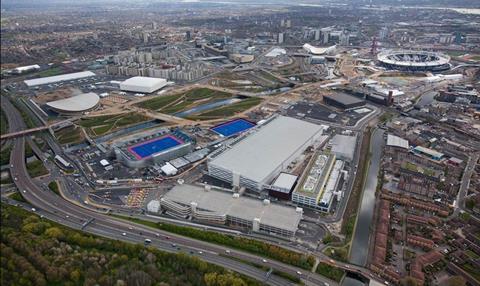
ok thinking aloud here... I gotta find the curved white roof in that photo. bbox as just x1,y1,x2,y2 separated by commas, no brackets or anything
377,51,450,67
303,43,336,55
46,92,100,112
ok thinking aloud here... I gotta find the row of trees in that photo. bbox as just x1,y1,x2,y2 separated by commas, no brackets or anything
158,223,316,269
1,204,261,286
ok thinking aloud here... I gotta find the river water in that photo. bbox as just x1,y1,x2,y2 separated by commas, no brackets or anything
349,128,385,266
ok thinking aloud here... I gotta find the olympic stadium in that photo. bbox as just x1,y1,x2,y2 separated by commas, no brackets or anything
377,51,451,72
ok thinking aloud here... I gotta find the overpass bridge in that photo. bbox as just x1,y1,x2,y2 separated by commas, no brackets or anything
0,120,72,140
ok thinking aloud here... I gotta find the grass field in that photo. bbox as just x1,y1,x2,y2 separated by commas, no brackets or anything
48,181,60,195
26,160,49,177
136,88,262,121
136,88,232,113
186,97,262,121
55,126,84,145
315,262,345,282
34,67,65,78
1,107,8,135
77,112,150,137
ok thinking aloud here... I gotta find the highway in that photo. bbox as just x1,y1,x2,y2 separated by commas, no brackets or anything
2,95,340,286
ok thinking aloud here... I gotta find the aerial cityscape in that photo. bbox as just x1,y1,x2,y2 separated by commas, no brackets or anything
0,0,479,285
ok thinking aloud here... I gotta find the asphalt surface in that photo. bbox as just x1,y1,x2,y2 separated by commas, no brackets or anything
2,95,342,286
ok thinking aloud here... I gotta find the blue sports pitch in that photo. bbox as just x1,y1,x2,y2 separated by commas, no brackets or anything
128,135,183,159
211,118,255,137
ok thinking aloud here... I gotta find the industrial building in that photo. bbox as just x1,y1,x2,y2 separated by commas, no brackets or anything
292,153,342,212
157,184,303,238
330,134,357,161
323,93,366,110
46,92,100,114
207,115,324,191
24,71,96,87
114,128,194,168
119,76,168,93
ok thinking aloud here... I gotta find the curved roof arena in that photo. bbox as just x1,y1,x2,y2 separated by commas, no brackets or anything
377,51,450,70
46,92,100,113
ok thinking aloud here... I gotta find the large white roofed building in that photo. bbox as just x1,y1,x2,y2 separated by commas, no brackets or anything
207,115,324,191
119,76,168,93
24,71,96,87
46,92,100,114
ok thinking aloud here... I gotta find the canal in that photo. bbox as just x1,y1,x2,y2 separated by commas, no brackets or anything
349,128,385,266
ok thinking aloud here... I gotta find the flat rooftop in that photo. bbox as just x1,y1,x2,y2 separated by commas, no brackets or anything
164,184,302,232
24,71,96,87
323,92,365,105
209,115,324,185
295,153,336,198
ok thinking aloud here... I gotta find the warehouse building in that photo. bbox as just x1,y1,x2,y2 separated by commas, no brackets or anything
323,93,366,110
24,71,96,87
119,76,168,93
207,115,324,191
158,184,303,238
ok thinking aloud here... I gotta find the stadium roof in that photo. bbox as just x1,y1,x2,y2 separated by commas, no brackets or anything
377,51,450,68
24,71,95,87
164,184,302,232
386,134,409,149
323,93,365,105
303,44,336,55
209,116,323,185
46,92,100,113
120,76,168,93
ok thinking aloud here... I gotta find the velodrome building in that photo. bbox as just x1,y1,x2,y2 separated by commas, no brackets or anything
46,92,100,115
207,115,325,191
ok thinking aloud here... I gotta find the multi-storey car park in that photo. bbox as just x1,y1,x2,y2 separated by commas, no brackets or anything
153,184,304,238
377,51,451,72
207,115,326,191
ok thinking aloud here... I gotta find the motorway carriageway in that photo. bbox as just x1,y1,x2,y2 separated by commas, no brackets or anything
3,96,336,286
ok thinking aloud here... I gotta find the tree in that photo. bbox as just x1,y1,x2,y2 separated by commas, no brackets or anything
466,198,476,210
448,276,466,286
400,276,418,286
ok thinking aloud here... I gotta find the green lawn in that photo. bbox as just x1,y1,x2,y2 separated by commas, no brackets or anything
48,181,60,195
26,160,49,178
136,88,233,115
8,192,27,202
315,262,345,282
0,145,11,166
55,126,84,145
34,67,65,78
1,107,8,135
186,97,262,121
77,112,149,137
